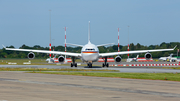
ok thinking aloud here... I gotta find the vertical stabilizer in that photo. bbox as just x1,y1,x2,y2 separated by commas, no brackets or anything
136,55,139,58
169,53,173,57
88,21,90,43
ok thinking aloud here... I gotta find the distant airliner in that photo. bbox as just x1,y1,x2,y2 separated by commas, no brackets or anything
159,53,178,62
2,21,176,68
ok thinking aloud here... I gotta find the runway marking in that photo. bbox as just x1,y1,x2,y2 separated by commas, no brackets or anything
110,63,180,67
1,77,180,98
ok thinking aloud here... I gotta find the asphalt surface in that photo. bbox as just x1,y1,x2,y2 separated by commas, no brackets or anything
0,71,180,101
1,64,180,73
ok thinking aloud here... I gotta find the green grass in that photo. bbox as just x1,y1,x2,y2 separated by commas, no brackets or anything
0,67,119,72
0,58,48,65
28,72,180,81
0,58,80,65
0,58,128,65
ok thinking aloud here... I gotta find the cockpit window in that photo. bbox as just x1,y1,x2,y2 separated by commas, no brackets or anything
85,48,95,51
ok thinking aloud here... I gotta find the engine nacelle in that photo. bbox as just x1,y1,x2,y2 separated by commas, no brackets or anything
144,53,152,60
58,56,65,63
28,52,35,59
115,56,122,63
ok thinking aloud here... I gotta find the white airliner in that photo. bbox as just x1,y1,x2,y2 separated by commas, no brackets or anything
2,21,177,68
159,53,178,62
159,53,173,61
126,55,139,62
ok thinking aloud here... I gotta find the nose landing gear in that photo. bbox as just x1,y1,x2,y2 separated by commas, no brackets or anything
87,62,92,68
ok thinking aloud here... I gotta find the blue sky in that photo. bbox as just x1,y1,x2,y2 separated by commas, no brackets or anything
0,0,180,48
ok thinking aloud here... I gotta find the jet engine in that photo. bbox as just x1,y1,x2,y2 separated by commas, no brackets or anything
58,56,65,63
144,53,152,60
115,56,122,63
28,52,35,59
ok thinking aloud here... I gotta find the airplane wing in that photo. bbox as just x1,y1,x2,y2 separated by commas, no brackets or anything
99,46,176,57
3,45,81,57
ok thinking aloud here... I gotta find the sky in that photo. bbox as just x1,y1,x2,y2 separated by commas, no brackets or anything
0,0,180,48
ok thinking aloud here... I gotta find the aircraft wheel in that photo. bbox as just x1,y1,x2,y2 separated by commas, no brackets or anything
106,63,109,67
89,63,92,68
71,63,73,67
75,63,77,67
102,63,105,67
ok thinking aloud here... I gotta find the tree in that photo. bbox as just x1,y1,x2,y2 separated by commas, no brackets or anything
130,43,135,50
136,43,141,49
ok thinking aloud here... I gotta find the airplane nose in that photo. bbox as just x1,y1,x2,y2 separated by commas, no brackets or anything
82,53,98,61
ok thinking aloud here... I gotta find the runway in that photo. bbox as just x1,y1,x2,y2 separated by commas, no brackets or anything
0,71,180,101
1,64,180,73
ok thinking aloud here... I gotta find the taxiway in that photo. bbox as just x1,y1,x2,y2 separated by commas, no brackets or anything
0,71,180,101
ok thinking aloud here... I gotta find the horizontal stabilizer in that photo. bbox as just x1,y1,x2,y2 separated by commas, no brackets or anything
97,43,114,47
66,43,83,47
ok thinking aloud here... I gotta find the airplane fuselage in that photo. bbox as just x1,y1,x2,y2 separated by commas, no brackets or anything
81,42,99,62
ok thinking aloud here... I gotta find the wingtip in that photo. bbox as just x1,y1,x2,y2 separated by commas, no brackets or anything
173,45,177,50
2,44,5,48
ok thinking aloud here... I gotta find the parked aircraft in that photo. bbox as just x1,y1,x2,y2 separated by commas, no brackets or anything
159,53,177,62
2,21,177,67
126,55,139,62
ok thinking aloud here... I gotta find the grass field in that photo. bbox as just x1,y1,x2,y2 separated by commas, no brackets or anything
28,72,180,82
0,58,47,65
0,67,179,82
0,67,119,72
0,58,125,66
0,58,84,65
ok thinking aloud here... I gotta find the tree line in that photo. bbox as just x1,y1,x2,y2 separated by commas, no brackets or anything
0,42,179,59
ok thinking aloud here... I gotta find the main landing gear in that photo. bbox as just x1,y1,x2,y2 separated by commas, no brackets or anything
87,62,92,68
102,57,109,67
71,57,77,67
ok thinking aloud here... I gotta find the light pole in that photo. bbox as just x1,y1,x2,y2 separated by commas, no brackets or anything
52,39,55,58
118,28,120,52
128,26,130,59
63,27,68,63
49,10,51,58
177,49,179,58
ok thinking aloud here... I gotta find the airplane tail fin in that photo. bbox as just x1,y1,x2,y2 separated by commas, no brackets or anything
136,55,139,58
88,21,90,43
169,53,173,57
